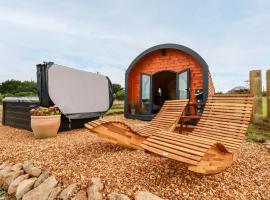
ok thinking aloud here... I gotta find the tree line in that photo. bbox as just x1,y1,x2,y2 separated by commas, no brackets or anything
0,80,125,104
0,80,37,103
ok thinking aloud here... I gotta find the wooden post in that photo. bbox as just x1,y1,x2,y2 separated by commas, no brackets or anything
267,70,270,120
249,70,262,123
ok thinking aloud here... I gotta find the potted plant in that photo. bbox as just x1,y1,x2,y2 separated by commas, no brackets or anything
30,106,61,139
130,100,137,115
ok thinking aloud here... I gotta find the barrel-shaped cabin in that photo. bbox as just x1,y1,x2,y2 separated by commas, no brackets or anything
124,43,215,120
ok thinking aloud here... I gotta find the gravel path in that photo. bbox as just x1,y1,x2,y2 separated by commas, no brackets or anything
0,116,269,199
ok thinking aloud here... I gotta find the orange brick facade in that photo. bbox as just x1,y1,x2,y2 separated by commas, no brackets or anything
128,49,212,110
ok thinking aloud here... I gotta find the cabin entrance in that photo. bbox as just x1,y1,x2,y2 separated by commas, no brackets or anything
152,71,177,114
139,69,190,115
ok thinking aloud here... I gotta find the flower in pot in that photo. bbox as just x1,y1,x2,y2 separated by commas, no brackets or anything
30,106,61,139
130,100,137,115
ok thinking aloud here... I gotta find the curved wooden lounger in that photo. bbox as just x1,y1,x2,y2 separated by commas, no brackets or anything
141,131,233,174
141,95,253,174
85,100,188,149
190,95,253,154
85,119,145,150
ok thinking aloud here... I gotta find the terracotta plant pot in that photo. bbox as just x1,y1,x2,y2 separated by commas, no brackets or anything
31,115,61,139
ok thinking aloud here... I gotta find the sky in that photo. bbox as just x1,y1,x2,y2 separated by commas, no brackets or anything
0,0,269,92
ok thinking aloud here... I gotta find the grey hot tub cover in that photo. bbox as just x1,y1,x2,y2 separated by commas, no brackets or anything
37,62,113,119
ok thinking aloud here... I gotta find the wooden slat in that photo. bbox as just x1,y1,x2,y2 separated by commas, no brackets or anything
141,143,200,165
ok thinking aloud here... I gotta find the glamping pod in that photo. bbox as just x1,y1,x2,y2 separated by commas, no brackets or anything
124,43,215,120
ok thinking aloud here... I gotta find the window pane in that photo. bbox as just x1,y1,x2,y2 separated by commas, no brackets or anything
178,71,188,99
142,74,151,100
141,74,151,114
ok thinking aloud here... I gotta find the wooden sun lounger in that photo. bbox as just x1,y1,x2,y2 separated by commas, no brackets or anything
189,95,253,153
141,95,253,174
85,100,188,149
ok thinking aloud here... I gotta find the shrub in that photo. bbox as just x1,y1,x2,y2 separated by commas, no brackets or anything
115,89,125,100
30,106,61,116
0,94,3,104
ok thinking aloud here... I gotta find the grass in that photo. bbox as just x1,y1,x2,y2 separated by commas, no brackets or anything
0,105,2,122
246,123,270,143
1,98,270,143
245,97,270,142
0,187,5,197
105,100,124,115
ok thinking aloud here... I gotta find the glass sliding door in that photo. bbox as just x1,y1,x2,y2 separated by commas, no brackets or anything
140,73,152,114
177,69,190,99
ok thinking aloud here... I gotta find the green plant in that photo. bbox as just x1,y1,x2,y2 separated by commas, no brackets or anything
112,83,123,94
115,89,125,100
0,94,3,104
30,106,61,116
246,123,270,142
0,187,5,197
130,100,137,109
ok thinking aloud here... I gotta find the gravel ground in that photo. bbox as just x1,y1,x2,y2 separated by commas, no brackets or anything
0,115,269,200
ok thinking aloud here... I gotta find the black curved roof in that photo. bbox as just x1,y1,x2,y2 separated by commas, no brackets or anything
125,43,209,77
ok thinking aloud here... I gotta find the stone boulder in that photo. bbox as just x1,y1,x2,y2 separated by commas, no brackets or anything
11,163,23,171
0,162,10,170
48,186,62,200
34,171,50,188
108,192,131,200
8,174,29,195
22,161,33,171
22,176,58,200
59,183,77,200
22,160,42,177
15,177,37,199
87,177,104,200
0,165,12,186
2,170,24,189
134,191,163,200
26,167,42,177
72,190,88,200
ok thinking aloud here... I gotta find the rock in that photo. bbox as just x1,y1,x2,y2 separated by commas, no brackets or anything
134,191,163,200
8,174,29,194
11,163,23,171
265,144,270,149
108,192,131,200
15,177,37,199
48,187,62,200
22,161,33,171
87,177,104,200
59,183,77,200
0,165,12,186
2,170,24,189
72,190,88,200
0,162,10,170
34,171,49,188
22,160,41,177
26,167,42,177
264,140,270,145
22,176,58,200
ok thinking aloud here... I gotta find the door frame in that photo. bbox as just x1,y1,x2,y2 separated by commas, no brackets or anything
139,73,153,115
